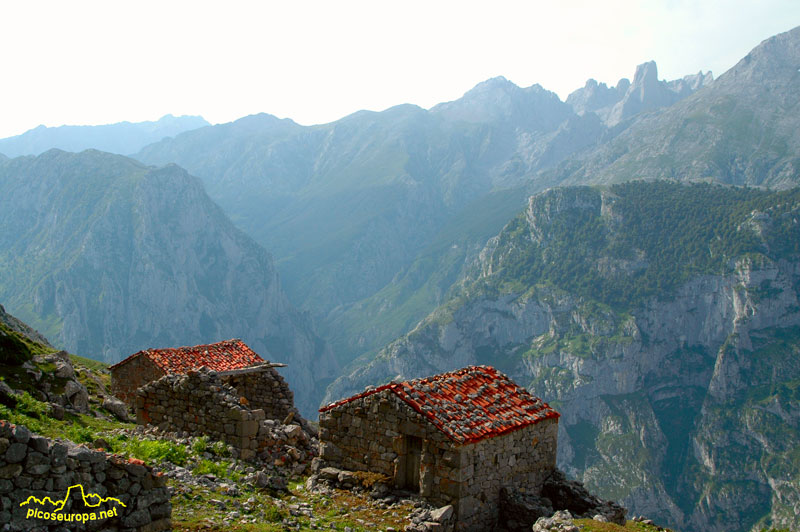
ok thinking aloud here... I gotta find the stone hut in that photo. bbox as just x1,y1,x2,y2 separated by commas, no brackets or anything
109,339,265,406
134,367,314,463
317,366,560,531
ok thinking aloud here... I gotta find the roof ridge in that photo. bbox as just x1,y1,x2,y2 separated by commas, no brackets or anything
109,339,262,374
320,365,559,444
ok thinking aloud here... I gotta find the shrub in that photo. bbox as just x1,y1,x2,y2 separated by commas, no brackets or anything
263,505,283,523
191,435,209,454
211,439,230,457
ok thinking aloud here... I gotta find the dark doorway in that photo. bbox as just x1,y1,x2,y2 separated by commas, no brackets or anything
403,435,422,492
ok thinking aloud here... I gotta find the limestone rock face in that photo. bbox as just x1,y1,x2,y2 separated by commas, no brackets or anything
566,61,713,127
0,150,337,416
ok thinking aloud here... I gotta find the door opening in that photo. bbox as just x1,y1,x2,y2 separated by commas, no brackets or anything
403,435,422,492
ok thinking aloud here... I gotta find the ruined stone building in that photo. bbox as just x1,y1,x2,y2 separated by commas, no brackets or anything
317,365,560,531
109,338,264,405
109,339,312,462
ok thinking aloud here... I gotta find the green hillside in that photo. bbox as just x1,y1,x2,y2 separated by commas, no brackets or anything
483,181,800,310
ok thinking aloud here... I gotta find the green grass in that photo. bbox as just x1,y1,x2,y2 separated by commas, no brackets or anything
123,438,188,466
193,459,240,480
575,519,672,532
0,321,55,365
69,353,109,372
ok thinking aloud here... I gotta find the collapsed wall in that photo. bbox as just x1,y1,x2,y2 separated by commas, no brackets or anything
135,367,314,464
0,420,170,532
220,365,296,423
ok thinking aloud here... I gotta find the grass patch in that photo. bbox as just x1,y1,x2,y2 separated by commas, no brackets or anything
69,353,109,372
193,459,240,481
123,438,188,466
575,519,672,531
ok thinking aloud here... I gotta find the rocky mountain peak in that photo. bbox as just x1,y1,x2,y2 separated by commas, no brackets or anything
606,60,679,126
566,78,621,116
631,60,659,89
431,76,570,129
567,60,711,126
719,24,800,85
615,77,631,93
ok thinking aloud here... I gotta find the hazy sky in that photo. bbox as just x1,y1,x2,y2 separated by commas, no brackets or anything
1,1,798,138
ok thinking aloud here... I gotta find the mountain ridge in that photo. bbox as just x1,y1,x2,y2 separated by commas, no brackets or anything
0,114,209,158
0,149,336,415
134,58,711,372
546,25,800,189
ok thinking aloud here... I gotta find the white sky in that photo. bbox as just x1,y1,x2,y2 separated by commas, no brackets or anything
0,1,798,138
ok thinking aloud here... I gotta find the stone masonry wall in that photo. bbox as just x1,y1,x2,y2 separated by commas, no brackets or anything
0,420,171,532
222,367,295,423
456,418,558,531
134,368,315,466
319,390,457,508
111,357,165,406
135,368,268,460
318,390,559,532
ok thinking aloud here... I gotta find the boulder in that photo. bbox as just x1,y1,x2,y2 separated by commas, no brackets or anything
541,470,626,525
63,379,89,413
499,469,626,530
0,381,17,408
103,395,130,421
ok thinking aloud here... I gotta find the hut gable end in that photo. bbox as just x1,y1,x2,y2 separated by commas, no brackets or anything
318,366,561,531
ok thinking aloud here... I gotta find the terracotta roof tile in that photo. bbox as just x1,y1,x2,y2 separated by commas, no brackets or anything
110,339,263,374
320,365,559,444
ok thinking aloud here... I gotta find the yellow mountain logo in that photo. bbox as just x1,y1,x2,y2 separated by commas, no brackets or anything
20,484,125,523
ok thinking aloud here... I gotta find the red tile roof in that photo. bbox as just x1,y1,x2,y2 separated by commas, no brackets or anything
109,339,263,374
320,365,559,444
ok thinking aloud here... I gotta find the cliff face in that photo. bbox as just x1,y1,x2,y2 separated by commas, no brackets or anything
0,149,337,416
325,183,800,531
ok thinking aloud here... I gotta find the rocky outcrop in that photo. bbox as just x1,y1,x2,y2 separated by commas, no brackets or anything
0,304,52,348
566,61,712,126
500,469,626,531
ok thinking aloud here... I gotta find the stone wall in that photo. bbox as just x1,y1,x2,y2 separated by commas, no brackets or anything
111,356,165,406
222,367,295,423
0,420,170,532
318,389,559,532
135,368,313,463
319,389,455,505
457,418,558,530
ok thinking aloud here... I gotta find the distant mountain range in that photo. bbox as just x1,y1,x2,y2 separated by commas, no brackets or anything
546,27,800,188
0,149,336,415
0,114,208,157
133,55,714,373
